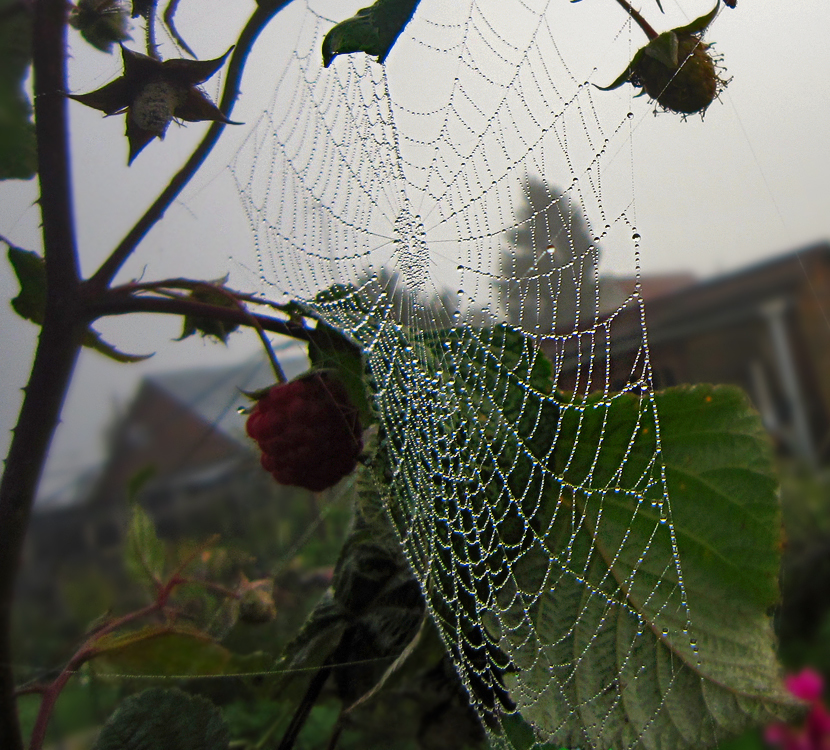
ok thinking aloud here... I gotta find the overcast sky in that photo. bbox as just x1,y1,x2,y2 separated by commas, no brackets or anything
1,0,828,501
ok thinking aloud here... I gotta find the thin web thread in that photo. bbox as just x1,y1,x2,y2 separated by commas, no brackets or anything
227,1,696,747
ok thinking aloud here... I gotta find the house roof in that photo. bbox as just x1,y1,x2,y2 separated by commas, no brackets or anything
149,342,310,445
591,241,830,352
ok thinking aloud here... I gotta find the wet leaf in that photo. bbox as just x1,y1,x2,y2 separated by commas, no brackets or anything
93,687,229,750
322,0,420,67
0,0,36,180
7,245,151,362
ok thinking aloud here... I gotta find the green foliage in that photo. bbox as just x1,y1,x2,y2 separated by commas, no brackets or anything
511,384,793,748
776,464,830,676
354,314,794,748
124,501,167,589
177,284,241,344
300,299,375,427
93,687,230,750
6,245,152,362
69,0,132,53
91,626,272,679
17,677,123,747
322,0,421,67
0,0,36,180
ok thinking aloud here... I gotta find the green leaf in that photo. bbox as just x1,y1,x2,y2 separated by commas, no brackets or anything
307,322,374,427
676,1,719,36
508,384,796,748
177,283,240,344
363,315,794,747
288,288,375,426
0,0,36,180
644,30,681,69
92,625,267,678
7,245,152,362
595,48,644,91
85,328,154,362
124,502,166,589
93,687,230,750
69,0,132,54
322,0,421,67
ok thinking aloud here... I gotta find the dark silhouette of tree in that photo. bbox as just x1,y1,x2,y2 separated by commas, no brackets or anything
499,176,598,334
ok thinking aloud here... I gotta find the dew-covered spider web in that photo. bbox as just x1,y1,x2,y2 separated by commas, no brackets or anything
229,1,788,747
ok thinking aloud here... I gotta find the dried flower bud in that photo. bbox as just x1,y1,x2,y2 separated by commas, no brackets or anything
68,46,239,163
130,80,185,137
634,32,722,115
598,2,727,117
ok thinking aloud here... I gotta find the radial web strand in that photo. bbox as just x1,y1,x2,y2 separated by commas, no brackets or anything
229,1,785,747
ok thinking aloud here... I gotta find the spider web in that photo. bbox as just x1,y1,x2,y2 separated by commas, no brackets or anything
228,1,770,747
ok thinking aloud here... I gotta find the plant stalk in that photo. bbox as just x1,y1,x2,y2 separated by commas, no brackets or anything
86,0,295,294
614,0,658,39
0,0,83,747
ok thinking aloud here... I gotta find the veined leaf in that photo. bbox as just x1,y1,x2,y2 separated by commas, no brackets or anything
124,502,166,590
364,316,794,748
93,688,229,750
322,0,420,67
92,625,269,677
0,0,36,180
508,384,795,748
7,245,151,362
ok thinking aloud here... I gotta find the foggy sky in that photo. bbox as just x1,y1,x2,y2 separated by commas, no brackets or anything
1,0,828,499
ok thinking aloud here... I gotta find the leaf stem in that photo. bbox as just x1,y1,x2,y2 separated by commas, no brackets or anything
27,576,184,750
0,0,84,747
85,0,295,294
613,0,658,39
88,291,311,342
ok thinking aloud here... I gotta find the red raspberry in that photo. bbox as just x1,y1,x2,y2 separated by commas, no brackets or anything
245,372,363,492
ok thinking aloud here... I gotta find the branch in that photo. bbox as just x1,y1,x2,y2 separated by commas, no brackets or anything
613,0,658,39
88,292,312,342
86,0,296,293
0,0,84,748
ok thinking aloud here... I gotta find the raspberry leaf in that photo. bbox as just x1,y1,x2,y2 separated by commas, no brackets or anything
0,0,36,180
91,626,271,678
124,501,167,590
7,245,152,362
322,0,421,67
93,688,230,750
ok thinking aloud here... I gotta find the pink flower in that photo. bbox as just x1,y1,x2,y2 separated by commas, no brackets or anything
788,670,826,703
765,669,830,750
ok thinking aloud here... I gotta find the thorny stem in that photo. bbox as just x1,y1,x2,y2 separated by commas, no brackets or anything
186,283,288,384
118,281,289,382
27,576,185,750
111,277,295,312
613,0,658,39
86,0,296,294
88,291,311,343
1,1,297,748
0,0,83,748
26,535,219,748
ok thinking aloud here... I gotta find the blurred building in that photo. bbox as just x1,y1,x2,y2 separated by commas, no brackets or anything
18,347,310,601
545,241,830,466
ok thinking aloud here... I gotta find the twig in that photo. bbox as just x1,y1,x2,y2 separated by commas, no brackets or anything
27,576,185,750
86,0,296,294
87,291,312,342
0,0,84,748
613,0,658,39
